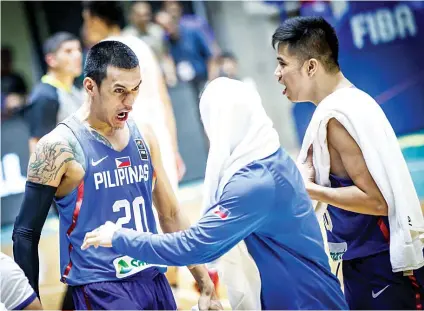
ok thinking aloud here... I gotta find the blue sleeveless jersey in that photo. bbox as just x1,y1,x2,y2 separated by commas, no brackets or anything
55,116,166,286
324,174,390,261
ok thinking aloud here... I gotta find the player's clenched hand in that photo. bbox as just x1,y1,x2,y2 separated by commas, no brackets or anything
81,221,120,250
297,145,315,184
198,283,223,311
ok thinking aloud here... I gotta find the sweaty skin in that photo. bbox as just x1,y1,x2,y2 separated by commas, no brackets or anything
304,118,388,216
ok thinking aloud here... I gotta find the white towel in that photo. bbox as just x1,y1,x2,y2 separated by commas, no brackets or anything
298,87,424,273
200,77,280,309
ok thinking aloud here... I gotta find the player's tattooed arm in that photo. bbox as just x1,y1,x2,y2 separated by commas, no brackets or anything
27,131,84,186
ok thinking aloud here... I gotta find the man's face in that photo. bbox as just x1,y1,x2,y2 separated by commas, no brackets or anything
131,3,152,29
155,11,178,37
48,40,82,77
164,1,182,21
274,43,313,103
220,58,238,78
82,10,110,46
88,66,142,130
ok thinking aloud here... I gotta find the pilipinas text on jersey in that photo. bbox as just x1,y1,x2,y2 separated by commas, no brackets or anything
55,117,165,285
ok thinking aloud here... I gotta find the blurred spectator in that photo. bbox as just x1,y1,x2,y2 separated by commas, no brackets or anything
124,2,166,59
155,10,213,98
73,26,92,88
123,1,178,86
162,0,220,56
217,51,257,91
1,47,28,119
82,1,124,46
263,0,302,20
25,32,83,153
217,51,239,80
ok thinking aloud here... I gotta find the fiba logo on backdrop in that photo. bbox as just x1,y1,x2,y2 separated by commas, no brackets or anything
350,4,418,49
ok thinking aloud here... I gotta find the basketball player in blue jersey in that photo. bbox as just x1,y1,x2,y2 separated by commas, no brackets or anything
81,77,348,310
271,16,424,309
12,40,221,310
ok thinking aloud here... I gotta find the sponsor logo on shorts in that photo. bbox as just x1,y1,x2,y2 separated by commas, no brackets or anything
328,242,347,262
117,259,133,275
113,256,166,279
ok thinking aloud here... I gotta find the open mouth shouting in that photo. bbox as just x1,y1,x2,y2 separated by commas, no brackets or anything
116,110,130,122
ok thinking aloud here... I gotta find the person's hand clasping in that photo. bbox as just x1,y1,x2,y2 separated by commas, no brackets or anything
297,146,316,184
81,221,120,250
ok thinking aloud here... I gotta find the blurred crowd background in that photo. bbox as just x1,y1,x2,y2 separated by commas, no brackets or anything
1,0,424,309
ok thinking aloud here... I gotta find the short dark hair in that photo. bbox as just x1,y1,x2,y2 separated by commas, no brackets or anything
83,1,124,28
272,16,340,72
219,51,237,61
43,32,79,56
84,40,139,87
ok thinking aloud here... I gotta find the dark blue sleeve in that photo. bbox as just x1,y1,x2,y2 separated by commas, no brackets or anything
112,170,275,266
12,182,57,297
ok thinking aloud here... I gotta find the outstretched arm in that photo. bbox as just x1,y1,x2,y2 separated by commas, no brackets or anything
82,172,273,265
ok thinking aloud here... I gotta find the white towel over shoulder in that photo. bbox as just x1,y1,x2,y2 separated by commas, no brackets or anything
298,87,424,273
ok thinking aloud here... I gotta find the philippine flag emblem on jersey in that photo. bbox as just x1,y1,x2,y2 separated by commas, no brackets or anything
213,205,230,220
115,156,131,168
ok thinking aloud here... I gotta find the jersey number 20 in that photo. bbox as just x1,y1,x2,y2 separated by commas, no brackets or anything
113,196,149,232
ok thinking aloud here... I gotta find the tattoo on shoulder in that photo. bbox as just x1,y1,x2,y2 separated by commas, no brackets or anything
90,130,113,148
28,133,85,184
28,141,73,184
67,133,85,167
